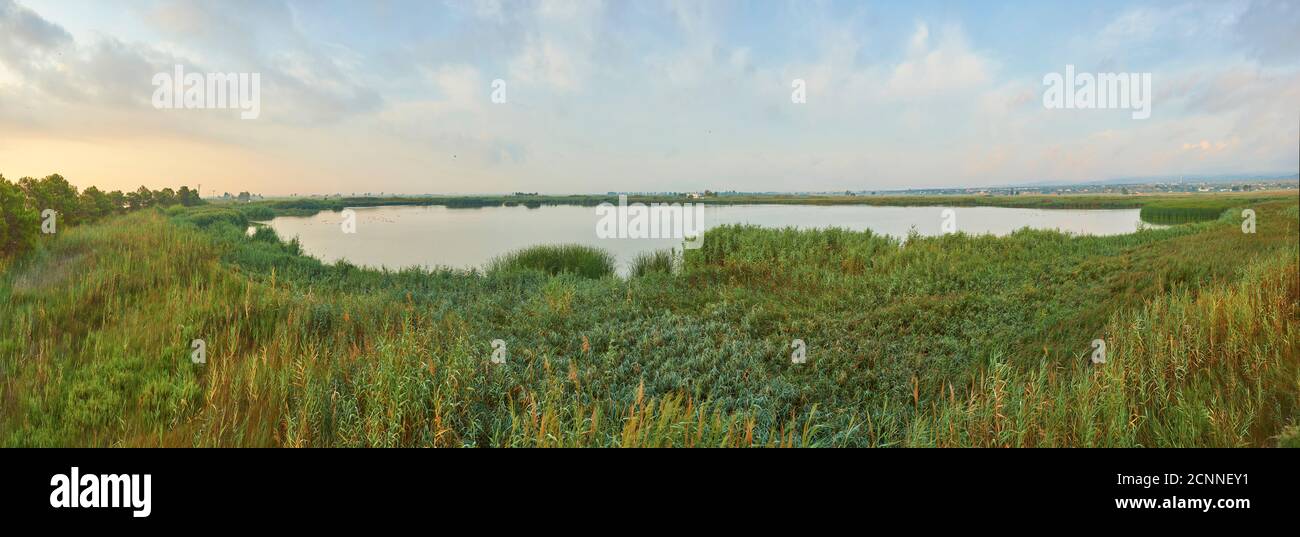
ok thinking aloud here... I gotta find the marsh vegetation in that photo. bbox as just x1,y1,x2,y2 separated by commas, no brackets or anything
1,184,1295,447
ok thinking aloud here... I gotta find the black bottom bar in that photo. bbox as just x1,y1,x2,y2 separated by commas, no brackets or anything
3,448,1291,527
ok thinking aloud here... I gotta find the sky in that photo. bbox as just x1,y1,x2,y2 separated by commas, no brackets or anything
0,0,1297,196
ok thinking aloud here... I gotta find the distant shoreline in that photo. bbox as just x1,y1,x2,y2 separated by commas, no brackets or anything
222,190,1297,222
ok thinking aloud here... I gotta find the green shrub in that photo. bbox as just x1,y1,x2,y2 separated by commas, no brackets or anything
444,198,499,208
0,175,39,258
179,207,249,229
629,249,676,277
1140,200,1234,224
18,174,81,226
269,199,344,212
237,205,277,221
249,225,280,243
487,244,616,279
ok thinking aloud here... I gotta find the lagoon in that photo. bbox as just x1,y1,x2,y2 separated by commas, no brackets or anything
262,204,1159,275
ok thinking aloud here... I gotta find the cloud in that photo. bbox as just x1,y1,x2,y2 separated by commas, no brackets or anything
2,0,1297,195
427,63,486,108
503,0,605,94
0,1,188,121
143,0,382,123
886,22,993,98
1,0,381,136
1182,139,1233,152
0,0,68,54
1233,0,1300,63
509,35,582,92
0,0,73,93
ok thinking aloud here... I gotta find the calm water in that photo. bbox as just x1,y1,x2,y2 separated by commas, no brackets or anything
262,204,1157,274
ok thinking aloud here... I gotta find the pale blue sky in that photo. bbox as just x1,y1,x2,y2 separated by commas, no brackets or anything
1,0,1296,194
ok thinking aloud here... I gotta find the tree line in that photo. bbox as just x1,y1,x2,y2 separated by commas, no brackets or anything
0,173,205,258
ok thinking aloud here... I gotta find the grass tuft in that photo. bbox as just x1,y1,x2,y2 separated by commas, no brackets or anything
1139,199,1237,224
487,244,616,279
629,249,676,277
